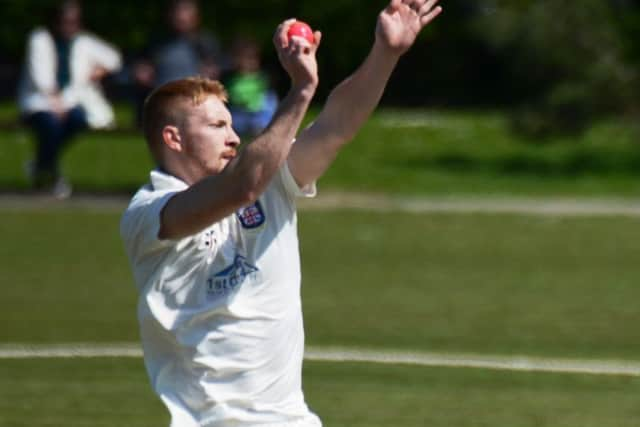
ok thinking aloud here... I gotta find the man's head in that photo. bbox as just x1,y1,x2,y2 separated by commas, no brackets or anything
49,0,83,40
167,0,200,35
143,77,240,184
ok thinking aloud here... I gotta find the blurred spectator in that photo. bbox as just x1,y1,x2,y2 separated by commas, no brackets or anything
223,37,278,138
17,0,122,198
132,0,224,126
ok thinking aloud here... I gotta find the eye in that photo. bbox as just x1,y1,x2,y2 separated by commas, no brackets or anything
210,121,226,128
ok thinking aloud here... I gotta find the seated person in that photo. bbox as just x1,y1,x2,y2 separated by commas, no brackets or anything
223,37,278,138
17,0,122,198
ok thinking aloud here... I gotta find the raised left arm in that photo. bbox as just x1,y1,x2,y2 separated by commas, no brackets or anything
288,0,442,188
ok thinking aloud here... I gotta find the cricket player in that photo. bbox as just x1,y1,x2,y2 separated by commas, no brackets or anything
121,1,442,426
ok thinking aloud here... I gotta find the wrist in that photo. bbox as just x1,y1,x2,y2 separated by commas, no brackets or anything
290,80,318,100
373,37,405,60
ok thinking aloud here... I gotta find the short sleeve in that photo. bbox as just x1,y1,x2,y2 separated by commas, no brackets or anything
120,190,180,259
279,160,316,199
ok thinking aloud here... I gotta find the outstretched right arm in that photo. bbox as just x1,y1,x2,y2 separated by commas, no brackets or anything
288,0,442,188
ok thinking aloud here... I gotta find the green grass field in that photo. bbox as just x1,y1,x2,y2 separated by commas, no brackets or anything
1,206,639,426
1,106,639,426
1,107,639,196
2,208,639,359
1,359,639,427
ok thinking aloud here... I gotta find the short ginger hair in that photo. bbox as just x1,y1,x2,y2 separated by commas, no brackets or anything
142,77,228,164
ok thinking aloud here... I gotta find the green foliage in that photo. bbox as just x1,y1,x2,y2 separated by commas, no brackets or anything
475,0,640,136
1,0,639,136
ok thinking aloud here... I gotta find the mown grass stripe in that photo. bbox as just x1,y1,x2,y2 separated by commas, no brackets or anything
3,193,640,217
1,344,639,377
304,347,640,377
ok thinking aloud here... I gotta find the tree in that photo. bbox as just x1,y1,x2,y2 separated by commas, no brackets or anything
474,0,640,137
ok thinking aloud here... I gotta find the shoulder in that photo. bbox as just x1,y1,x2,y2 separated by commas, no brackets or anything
26,28,53,46
120,184,183,258
121,170,190,246
29,28,50,38
120,185,156,234
76,31,103,42
74,31,117,50
121,184,169,236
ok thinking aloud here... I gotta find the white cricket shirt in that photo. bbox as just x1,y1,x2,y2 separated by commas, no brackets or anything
120,164,320,427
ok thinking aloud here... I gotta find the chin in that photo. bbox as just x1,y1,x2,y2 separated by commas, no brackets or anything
206,164,227,176
220,158,234,170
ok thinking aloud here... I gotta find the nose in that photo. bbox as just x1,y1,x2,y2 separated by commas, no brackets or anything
226,128,241,148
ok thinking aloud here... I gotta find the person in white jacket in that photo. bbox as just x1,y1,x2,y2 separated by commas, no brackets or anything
17,0,122,198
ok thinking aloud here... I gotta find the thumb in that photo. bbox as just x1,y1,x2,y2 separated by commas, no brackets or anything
312,31,322,52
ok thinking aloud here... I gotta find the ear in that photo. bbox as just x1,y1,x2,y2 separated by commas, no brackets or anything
162,125,183,153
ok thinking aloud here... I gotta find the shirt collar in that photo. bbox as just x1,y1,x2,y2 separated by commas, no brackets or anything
149,168,189,192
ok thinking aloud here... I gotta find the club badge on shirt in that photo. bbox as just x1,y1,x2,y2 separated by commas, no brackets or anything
236,201,265,229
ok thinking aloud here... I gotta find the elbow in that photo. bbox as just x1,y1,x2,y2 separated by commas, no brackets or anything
232,171,264,207
226,157,273,207
236,188,260,207
325,125,357,148
338,127,359,145
223,183,255,209
315,113,359,148
332,111,366,143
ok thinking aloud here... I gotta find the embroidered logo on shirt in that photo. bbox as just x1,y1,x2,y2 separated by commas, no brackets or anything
198,229,216,250
207,254,259,297
236,201,265,229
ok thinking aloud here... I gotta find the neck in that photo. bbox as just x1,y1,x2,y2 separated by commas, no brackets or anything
159,158,204,186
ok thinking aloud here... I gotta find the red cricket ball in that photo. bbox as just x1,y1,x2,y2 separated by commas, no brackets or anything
287,21,315,44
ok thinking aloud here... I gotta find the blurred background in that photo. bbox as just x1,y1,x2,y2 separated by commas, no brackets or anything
1,1,640,426
0,0,639,196
0,0,638,132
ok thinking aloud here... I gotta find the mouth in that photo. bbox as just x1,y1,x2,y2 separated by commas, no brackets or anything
222,150,237,160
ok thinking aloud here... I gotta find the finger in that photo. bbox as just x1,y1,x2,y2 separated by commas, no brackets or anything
402,0,422,12
299,38,312,55
406,0,422,11
289,34,312,53
294,40,306,57
312,31,322,52
419,0,439,16
282,18,299,47
285,38,297,56
386,0,402,14
287,36,303,56
290,37,310,55
420,4,443,26
273,23,285,48
274,18,297,48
